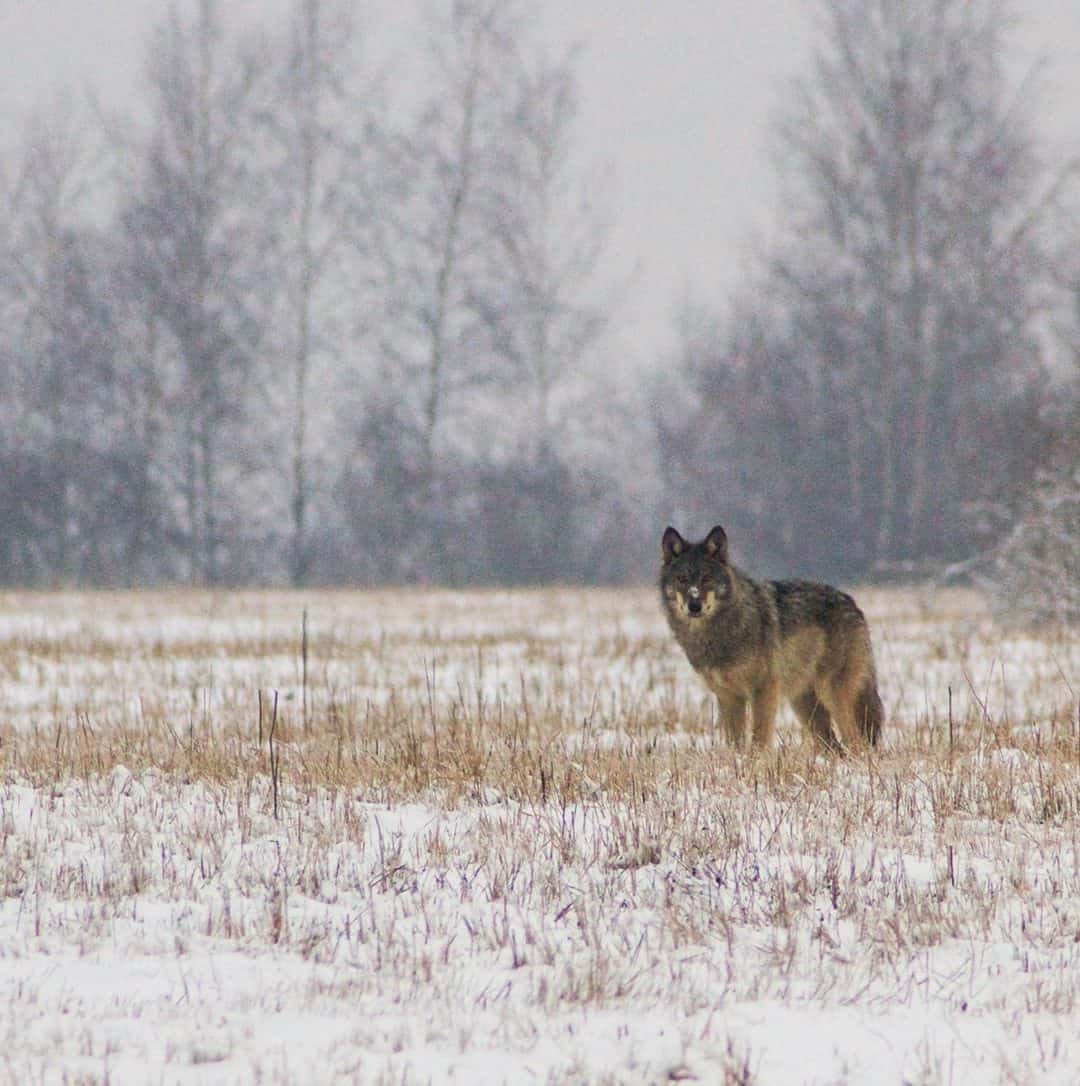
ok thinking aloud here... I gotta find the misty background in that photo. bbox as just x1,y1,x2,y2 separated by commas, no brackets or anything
0,0,1078,612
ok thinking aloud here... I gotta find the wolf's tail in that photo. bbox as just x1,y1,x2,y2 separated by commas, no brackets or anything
856,680,884,746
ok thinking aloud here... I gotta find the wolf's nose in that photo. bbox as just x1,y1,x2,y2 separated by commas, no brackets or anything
688,598,702,615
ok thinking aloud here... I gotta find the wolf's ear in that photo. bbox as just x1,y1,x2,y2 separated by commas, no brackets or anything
662,526,686,563
703,525,728,563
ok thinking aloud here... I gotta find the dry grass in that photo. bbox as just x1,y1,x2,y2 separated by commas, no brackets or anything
0,586,1078,1084
2,586,1077,803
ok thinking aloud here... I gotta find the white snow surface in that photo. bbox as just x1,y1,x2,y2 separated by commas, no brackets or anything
0,586,1078,1085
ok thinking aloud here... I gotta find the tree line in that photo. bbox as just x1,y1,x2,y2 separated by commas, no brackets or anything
1,0,1077,597
655,0,1080,592
0,0,640,587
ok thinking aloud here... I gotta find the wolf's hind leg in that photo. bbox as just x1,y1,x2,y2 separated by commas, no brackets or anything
824,681,873,752
855,680,884,746
791,690,844,754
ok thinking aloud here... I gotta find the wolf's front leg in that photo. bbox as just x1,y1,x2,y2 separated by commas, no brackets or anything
715,694,748,748
750,682,780,749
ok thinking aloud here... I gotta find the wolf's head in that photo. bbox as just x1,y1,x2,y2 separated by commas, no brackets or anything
659,525,733,624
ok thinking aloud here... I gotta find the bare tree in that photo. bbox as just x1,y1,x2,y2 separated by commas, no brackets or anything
118,0,271,583
345,0,619,584
464,45,615,581
257,0,362,585
358,0,527,578
472,43,608,454
0,99,118,584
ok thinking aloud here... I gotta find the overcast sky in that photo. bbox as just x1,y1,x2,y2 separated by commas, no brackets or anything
3,1,1080,367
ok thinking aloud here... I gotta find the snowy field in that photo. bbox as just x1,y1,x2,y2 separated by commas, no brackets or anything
1,586,1079,1085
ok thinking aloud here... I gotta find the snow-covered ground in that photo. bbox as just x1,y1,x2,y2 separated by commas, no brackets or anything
0,587,1078,1084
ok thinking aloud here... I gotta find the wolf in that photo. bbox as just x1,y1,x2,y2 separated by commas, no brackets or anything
660,524,883,753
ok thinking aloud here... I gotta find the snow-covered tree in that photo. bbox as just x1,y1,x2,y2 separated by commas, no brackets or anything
989,437,1080,624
